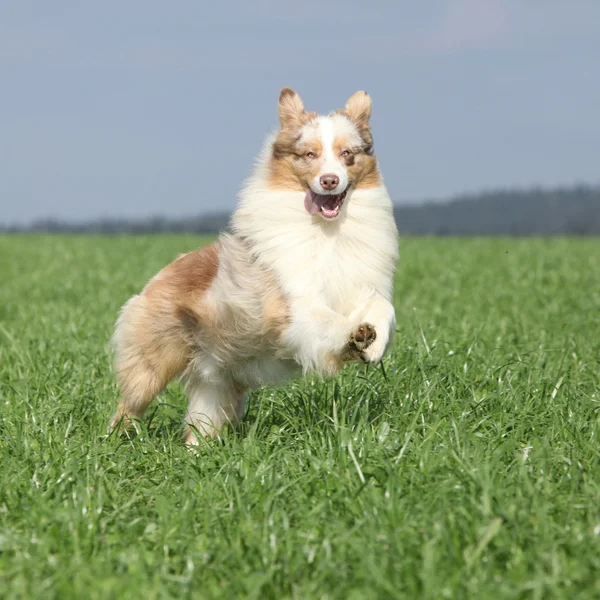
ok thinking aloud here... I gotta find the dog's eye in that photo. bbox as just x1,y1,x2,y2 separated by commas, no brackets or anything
341,150,351,157
306,151,317,159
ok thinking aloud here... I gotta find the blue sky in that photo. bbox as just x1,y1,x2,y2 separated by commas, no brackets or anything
1,1,599,224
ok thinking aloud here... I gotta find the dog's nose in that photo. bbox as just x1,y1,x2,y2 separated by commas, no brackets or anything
320,174,340,191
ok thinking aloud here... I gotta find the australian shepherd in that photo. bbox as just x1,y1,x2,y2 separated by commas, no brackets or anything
109,88,399,446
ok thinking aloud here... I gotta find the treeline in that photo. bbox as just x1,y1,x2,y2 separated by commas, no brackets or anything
393,185,599,235
7,213,231,235
2,185,599,235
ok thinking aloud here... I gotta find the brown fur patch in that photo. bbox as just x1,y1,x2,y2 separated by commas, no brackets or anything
272,130,301,160
270,133,322,191
147,242,219,299
110,243,221,430
262,288,291,341
268,157,302,191
354,162,381,189
333,135,381,189
148,243,221,329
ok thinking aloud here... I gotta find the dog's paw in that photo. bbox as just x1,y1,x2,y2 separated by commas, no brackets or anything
345,323,377,362
349,323,377,351
108,406,141,438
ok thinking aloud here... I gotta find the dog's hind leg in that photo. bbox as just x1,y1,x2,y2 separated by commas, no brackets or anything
182,377,247,446
109,360,174,435
109,295,188,434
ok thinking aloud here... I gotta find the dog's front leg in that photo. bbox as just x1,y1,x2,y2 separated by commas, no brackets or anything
349,294,396,365
282,301,372,376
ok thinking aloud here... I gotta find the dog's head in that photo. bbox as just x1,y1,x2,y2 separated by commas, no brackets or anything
268,88,381,220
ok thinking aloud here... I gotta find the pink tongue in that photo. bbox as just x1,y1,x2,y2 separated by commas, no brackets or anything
304,190,327,215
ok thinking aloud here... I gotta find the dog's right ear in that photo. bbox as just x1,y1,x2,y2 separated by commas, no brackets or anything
345,91,372,128
278,88,306,129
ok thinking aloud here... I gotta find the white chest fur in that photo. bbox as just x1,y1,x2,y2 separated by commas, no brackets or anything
232,186,399,315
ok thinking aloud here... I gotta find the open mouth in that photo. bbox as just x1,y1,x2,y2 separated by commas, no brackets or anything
304,188,348,219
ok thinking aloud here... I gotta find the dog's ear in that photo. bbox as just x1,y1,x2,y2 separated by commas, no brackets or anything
278,88,306,129
345,91,372,127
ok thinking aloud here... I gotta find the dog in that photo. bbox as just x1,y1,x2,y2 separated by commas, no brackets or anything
109,88,399,446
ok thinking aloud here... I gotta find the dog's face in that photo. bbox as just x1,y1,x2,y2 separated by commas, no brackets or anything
268,88,381,220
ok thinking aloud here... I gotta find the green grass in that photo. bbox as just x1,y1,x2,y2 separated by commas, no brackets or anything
1,235,599,599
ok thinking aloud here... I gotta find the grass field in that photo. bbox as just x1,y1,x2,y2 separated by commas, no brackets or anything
1,235,599,599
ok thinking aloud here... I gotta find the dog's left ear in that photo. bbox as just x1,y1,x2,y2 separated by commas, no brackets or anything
345,91,372,127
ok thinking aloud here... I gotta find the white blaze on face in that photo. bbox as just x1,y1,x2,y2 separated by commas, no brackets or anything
312,117,347,195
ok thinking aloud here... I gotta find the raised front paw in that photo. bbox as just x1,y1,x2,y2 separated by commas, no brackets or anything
350,323,376,351
345,323,377,362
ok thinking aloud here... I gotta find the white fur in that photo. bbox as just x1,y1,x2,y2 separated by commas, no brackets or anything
312,117,344,194
184,377,246,442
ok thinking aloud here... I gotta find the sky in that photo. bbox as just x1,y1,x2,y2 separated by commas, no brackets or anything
1,1,599,225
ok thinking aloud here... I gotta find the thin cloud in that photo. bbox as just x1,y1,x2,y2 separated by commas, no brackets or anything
415,0,507,54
